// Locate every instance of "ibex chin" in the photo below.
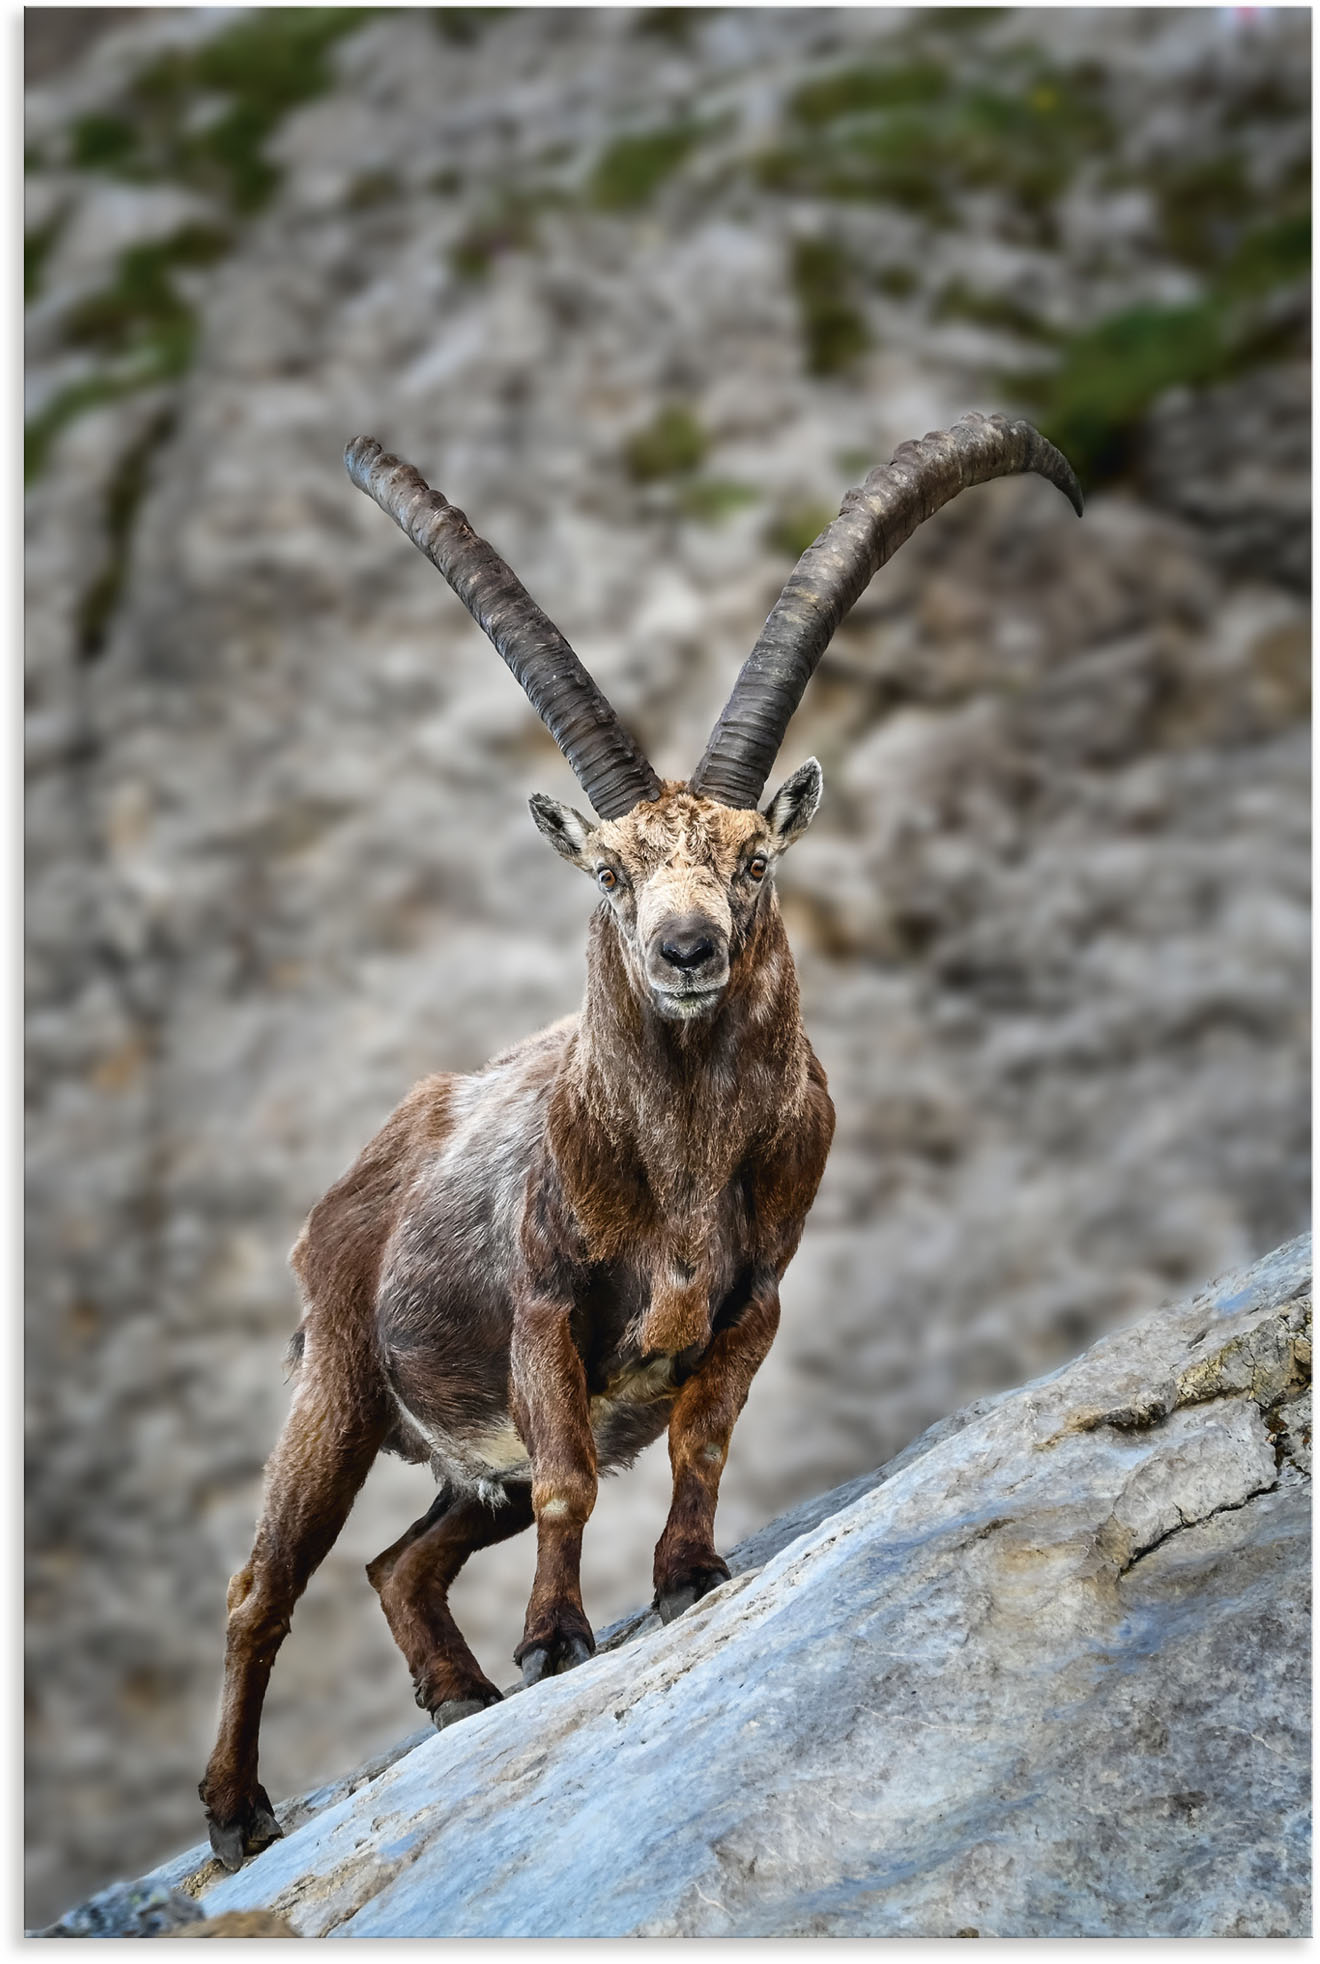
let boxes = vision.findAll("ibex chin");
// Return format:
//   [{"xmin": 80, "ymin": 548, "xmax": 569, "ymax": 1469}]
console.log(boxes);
[{"xmin": 199, "ymin": 413, "xmax": 1081, "ymax": 1867}]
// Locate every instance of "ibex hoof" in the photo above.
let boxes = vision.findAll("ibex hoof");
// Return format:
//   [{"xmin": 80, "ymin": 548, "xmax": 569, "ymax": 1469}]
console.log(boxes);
[
  {"xmin": 518, "ymin": 1633, "xmax": 593, "ymax": 1687},
  {"xmin": 655, "ymin": 1560, "xmax": 731, "ymax": 1625},
  {"xmin": 431, "ymin": 1692, "xmax": 501, "ymax": 1731},
  {"xmin": 204, "ymin": 1788, "xmax": 282, "ymax": 1872}
]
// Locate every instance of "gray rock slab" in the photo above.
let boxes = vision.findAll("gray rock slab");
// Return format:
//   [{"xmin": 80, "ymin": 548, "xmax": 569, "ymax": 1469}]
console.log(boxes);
[{"xmin": 161, "ymin": 1233, "xmax": 1311, "ymax": 1938}]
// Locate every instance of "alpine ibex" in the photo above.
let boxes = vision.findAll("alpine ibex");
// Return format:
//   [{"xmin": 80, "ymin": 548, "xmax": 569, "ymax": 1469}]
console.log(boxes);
[{"xmin": 200, "ymin": 413, "xmax": 1082, "ymax": 1867}]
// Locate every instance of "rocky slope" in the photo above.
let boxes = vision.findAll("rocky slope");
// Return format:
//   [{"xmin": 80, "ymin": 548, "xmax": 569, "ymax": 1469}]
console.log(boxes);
[
  {"xmin": 24, "ymin": 6, "xmax": 1310, "ymax": 1922},
  {"xmin": 40, "ymin": 1233, "xmax": 1311, "ymax": 1937}
]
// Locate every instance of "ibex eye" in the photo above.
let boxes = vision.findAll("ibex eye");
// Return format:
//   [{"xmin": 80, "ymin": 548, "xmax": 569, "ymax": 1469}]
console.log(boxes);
[
  {"xmin": 748, "ymin": 856, "xmax": 768, "ymax": 882},
  {"xmin": 597, "ymin": 868, "xmax": 618, "ymax": 892}
]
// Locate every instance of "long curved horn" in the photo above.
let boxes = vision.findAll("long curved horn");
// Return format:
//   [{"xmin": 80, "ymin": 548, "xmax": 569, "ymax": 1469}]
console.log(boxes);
[
  {"xmin": 345, "ymin": 437, "xmax": 661, "ymax": 821},
  {"xmin": 690, "ymin": 412, "xmax": 1083, "ymax": 810}
]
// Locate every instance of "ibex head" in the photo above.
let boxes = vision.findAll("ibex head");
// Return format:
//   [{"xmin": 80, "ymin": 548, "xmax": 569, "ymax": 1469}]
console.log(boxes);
[
  {"xmin": 527, "ymin": 762, "xmax": 821, "ymax": 1020},
  {"xmin": 345, "ymin": 414, "xmax": 1081, "ymax": 1020}
]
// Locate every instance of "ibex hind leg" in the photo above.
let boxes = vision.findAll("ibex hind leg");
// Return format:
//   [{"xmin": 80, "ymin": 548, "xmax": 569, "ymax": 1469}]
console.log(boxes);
[
  {"xmin": 368, "ymin": 1485, "xmax": 535, "ymax": 1728},
  {"xmin": 199, "ymin": 1356, "xmax": 388, "ymax": 1870}
]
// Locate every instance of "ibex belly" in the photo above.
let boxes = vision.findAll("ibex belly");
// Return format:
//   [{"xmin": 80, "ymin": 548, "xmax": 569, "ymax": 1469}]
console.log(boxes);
[{"xmin": 390, "ymin": 1358, "xmax": 677, "ymax": 1499}]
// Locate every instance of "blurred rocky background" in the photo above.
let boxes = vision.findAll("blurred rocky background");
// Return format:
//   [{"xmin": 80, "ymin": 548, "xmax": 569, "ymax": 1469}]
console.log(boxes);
[{"xmin": 23, "ymin": 3, "xmax": 1309, "ymax": 1926}]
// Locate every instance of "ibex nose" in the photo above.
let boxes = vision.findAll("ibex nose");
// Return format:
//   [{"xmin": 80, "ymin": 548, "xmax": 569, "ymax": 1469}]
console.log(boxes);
[{"xmin": 660, "ymin": 918, "xmax": 718, "ymax": 972}]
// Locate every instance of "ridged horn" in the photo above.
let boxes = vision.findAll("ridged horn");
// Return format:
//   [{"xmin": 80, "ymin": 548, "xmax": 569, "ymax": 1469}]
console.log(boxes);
[
  {"xmin": 345, "ymin": 437, "xmax": 661, "ymax": 821},
  {"xmin": 690, "ymin": 412, "xmax": 1083, "ymax": 810}
]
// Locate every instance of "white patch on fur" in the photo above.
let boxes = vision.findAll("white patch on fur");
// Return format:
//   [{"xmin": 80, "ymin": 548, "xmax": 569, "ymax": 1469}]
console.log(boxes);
[{"xmin": 387, "ymin": 1384, "xmax": 529, "ymax": 1494}]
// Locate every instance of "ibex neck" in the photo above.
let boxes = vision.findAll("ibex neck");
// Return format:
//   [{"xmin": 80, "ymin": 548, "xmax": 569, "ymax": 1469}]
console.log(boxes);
[{"xmin": 552, "ymin": 900, "xmax": 809, "ymax": 1353}]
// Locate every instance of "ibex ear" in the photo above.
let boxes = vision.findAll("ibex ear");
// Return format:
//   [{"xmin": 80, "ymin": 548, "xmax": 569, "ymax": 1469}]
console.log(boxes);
[
  {"xmin": 529, "ymin": 793, "xmax": 597, "ymax": 870},
  {"xmin": 763, "ymin": 757, "xmax": 823, "ymax": 850}
]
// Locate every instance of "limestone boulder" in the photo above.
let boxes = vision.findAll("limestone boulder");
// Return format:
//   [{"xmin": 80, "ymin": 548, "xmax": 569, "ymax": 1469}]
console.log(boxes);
[{"xmin": 104, "ymin": 1233, "xmax": 1311, "ymax": 1939}]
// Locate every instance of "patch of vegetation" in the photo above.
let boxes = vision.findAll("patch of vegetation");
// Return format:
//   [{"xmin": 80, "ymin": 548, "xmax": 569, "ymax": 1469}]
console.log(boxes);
[
  {"xmin": 676, "ymin": 477, "xmax": 758, "ymax": 521},
  {"xmin": 789, "ymin": 235, "xmax": 870, "ymax": 377},
  {"xmin": 70, "ymin": 110, "xmax": 141, "ymax": 170},
  {"xmin": 1013, "ymin": 302, "xmax": 1235, "ymax": 484},
  {"xmin": 788, "ymin": 60, "xmax": 949, "ymax": 126},
  {"xmin": 623, "ymin": 404, "xmax": 708, "ymax": 482},
  {"xmin": 925, "ymin": 6, "xmax": 1009, "ymax": 28},
  {"xmin": 1220, "ymin": 209, "xmax": 1310, "ymax": 300},
  {"xmin": 27, "ymin": 224, "xmax": 229, "ymax": 481},
  {"xmin": 30, "ymin": 12, "xmax": 376, "ymax": 476},
  {"xmin": 76, "ymin": 408, "xmax": 176, "ymax": 661},
  {"xmin": 62, "ymin": 223, "xmax": 230, "ymax": 366},
  {"xmin": 590, "ymin": 119, "xmax": 704, "ymax": 211},
  {"xmin": 344, "ymin": 167, "xmax": 404, "ymax": 211},
  {"xmin": 763, "ymin": 501, "xmax": 836, "ymax": 563},
  {"xmin": 1011, "ymin": 149, "xmax": 1310, "ymax": 491},
  {"xmin": 634, "ymin": 7, "xmax": 722, "ymax": 41},
  {"xmin": 26, "ymin": 374, "xmax": 134, "ymax": 482},
  {"xmin": 448, "ymin": 190, "xmax": 552, "ymax": 278},
  {"xmin": 431, "ymin": 8, "xmax": 507, "ymax": 43},
  {"xmin": 875, "ymin": 262, "xmax": 918, "ymax": 299},
  {"xmin": 86, "ymin": 9, "xmax": 371, "ymax": 212},
  {"xmin": 1148, "ymin": 150, "xmax": 1256, "ymax": 275},
  {"xmin": 932, "ymin": 275, "xmax": 1057, "ymax": 341},
  {"xmin": 429, "ymin": 166, "xmax": 464, "ymax": 196},
  {"xmin": 24, "ymin": 212, "xmax": 65, "ymax": 302},
  {"xmin": 760, "ymin": 58, "xmax": 1112, "ymax": 232}
]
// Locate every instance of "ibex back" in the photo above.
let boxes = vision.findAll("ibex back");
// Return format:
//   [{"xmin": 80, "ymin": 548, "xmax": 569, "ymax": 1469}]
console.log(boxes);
[{"xmin": 200, "ymin": 414, "xmax": 1082, "ymax": 1867}]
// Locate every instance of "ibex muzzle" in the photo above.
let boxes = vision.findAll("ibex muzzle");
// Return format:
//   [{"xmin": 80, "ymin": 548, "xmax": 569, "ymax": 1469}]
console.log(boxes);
[{"xmin": 200, "ymin": 414, "xmax": 1082, "ymax": 1870}]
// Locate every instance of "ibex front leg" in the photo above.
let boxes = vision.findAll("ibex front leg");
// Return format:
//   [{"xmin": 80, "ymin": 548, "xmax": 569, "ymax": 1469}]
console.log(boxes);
[
  {"xmin": 510, "ymin": 1291, "xmax": 598, "ymax": 1684},
  {"xmin": 653, "ymin": 1272, "xmax": 780, "ymax": 1623}
]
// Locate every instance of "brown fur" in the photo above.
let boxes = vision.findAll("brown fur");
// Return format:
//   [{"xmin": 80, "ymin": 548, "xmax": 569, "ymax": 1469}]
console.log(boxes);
[{"xmin": 199, "ymin": 779, "xmax": 834, "ymax": 1864}]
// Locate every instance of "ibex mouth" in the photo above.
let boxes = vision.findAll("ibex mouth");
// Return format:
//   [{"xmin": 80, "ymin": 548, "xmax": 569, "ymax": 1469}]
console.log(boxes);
[{"xmin": 651, "ymin": 980, "xmax": 727, "ymax": 1021}]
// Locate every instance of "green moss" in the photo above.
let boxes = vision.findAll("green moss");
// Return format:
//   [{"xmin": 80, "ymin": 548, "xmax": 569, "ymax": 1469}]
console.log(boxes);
[
  {"xmin": 761, "ymin": 59, "xmax": 1112, "ymax": 229},
  {"xmin": 70, "ymin": 110, "xmax": 141, "ymax": 171},
  {"xmin": 431, "ymin": 8, "xmax": 506, "ymax": 43},
  {"xmin": 764, "ymin": 501, "xmax": 836, "ymax": 563},
  {"xmin": 28, "ymin": 11, "xmax": 376, "ymax": 475},
  {"xmin": 26, "ymin": 373, "xmax": 130, "ymax": 482},
  {"xmin": 62, "ymin": 223, "xmax": 230, "ymax": 367},
  {"xmin": 623, "ymin": 404, "xmax": 708, "ymax": 482},
  {"xmin": 344, "ymin": 167, "xmax": 404, "ymax": 210},
  {"xmin": 590, "ymin": 119, "xmax": 703, "ymax": 211},
  {"xmin": 789, "ymin": 236, "xmax": 870, "ymax": 377},
  {"xmin": 925, "ymin": 5, "xmax": 1009, "ymax": 28},
  {"xmin": 27, "ymin": 225, "xmax": 228, "ymax": 481},
  {"xmin": 76, "ymin": 408, "xmax": 176, "ymax": 661},
  {"xmin": 875, "ymin": 263, "xmax": 918, "ymax": 299},
  {"xmin": 24, "ymin": 213, "xmax": 64, "ymax": 302},
  {"xmin": 676, "ymin": 477, "xmax": 758, "ymax": 521},
  {"xmin": 1221, "ymin": 209, "xmax": 1310, "ymax": 298},
  {"xmin": 1010, "ymin": 148, "xmax": 1309, "ymax": 491},
  {"xmin": 756, "ymin": 118, "xmax": 953, "ymax": 222},
  {"xmin": 448, "ymin": 191, "xmax": 550, "ymax": 278},
  {"xmin": 1014, "ymin": 303, "xmax": 1234, "ymax": 484},
  {"xmin": 1150, "ymin": 150, "xmax": 1255, "ymax": 274},
  {"xmin": 634, "ymin": 7, "xmax": 721, "ymax": 40},
  {"xmin": 932, "ymin": 275, "xmax": 1057, "ymax": 341},
  {"xmin": 110, "ymin": 8, "xmax": 372, "ymax": 212},
  {"xmin": 789, "ymin": 60, "xmax": 949, "ymax": 125}
]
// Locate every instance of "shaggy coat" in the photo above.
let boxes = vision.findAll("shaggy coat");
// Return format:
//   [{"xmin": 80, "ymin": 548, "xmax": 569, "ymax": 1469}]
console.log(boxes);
[{"xmin": 199, "ymin": 780, "xmax": 835, "ymax": 1868}]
